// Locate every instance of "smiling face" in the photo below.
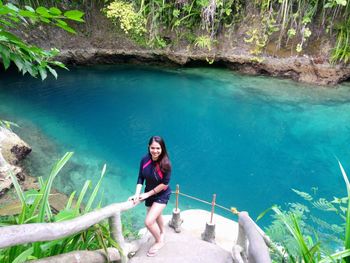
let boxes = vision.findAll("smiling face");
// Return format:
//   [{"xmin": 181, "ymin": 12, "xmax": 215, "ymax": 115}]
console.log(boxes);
[{"xmin": 149, "ymin": 141, "xmax": 162, "ymax": 161}]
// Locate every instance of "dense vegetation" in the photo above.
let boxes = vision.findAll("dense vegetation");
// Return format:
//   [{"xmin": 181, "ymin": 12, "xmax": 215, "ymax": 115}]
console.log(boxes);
[
  {"xmin": 0, "ymin": 0, "xmax": 83, "ymax": 79},
  {"xmin": 1, "ymin": 0, "xmax": 348, "ymax": 76},
  {"xmin": 103, "ymin": 0, "xmax": 349, "ymax": 63},
  {"xmin": 259, "ymin": 161, "xmax": 350, "ymax": 262},
  {"xmin": 0, "ymin": 153, "xmax": 134, "ymax": 262}
]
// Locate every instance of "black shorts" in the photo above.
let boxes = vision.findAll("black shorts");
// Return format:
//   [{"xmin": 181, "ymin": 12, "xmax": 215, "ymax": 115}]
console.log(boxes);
[{"xmin": 145, "ymin": 192, "xmax": 171, "ymax": 207}]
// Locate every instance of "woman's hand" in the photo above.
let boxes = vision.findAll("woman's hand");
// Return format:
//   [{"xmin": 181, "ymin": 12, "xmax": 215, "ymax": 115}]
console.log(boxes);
[
  {"xmin": 139, "ymin": 192, "xmax": 151, "ymax": 201},
  {"xmin": 128, "ymin": 194, "xmax": 140, "ymax": 204}
]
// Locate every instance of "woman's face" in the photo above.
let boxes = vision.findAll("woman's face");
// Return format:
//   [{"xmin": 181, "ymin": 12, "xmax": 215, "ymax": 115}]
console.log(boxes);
[{"xmin": 149, "ymin": 141, "xmax": 162, "ymax": 161}]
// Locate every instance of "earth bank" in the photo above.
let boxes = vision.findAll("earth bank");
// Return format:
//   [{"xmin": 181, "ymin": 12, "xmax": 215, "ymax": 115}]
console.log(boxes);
[{"xmin": 19, "ymin": 8, "xmax": 350, "ymax": 86}]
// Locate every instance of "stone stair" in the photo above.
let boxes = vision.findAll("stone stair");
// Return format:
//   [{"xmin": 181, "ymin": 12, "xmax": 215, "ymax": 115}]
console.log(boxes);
[{"xmin": 128, "ymin": 210, "xmax": 237, "ymax": 263}]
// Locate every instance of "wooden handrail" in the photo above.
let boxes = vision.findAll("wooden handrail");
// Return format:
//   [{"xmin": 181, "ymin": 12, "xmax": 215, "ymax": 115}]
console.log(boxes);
[
  {"xmin": 0, "ymin": 201, "xmax": 137, "ymax": 249},
  {"xmin": 234, "ymin": 212, "xmax": 271, "ymax": 263}
]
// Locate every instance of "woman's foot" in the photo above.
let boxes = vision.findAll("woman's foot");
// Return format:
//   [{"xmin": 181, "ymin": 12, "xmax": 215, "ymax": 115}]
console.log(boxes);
[{"xmin": 147, "ymin": 242, "xmax": 164, "ymax": 257}]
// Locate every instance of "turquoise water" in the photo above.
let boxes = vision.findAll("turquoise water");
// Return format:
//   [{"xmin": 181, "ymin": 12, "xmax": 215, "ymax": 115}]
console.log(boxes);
[{"xmin": 1, "ymin": 65, "xmax": 350, "ymax": 224}]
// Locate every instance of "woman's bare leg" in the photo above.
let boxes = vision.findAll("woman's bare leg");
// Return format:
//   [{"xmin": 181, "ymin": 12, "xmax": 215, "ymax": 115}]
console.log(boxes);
[
  {"xmin": 145, "ymin": 203, "xmax": 166, "ymax": 247},
  {"xmin": 156, "ymin": 214, "xmax": 165, "ymax": 242}
]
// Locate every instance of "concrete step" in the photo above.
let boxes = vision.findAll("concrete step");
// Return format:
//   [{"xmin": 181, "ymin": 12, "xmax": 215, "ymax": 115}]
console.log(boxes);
[{"xmin": 128, "ymin": 210, "xmax": 237, "ymax": 263}]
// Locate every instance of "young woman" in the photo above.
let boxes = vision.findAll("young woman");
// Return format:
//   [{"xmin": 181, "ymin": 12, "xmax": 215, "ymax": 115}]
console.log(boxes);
[{"xmin": 128, "ymin": 136, "xmax": 172, "ymax": 257}]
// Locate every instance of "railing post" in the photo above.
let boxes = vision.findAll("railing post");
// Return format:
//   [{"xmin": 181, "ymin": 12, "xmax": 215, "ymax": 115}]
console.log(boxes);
[
  {"xmin": 169, "ymin": 184, "xmax": 183, "ymax": 233},
  {"xmin": 201, "ymin": 194, "xmax": 216, "ymax": 243},
  {"xmin": 109, "ymin": 211, "xmax": 128, "ymax": 263}
]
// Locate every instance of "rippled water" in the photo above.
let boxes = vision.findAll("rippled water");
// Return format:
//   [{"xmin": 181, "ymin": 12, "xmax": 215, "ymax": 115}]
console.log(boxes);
[{"xmin": 1, "ymin": 65, "xmax": 350, "ymax": 225}]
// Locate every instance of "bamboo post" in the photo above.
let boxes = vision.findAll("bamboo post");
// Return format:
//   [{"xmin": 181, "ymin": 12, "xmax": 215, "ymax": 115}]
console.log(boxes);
[
  {"xmin": 175, "ymin": 184, "xmax": 179, "ymax": 212},
  {"xmin": 169, "ymin": 184, "xmax": 183, "ymax": 233},
  {"xmin": 210, "ymin": 194, "xmax": 216, "ymax": 224}
]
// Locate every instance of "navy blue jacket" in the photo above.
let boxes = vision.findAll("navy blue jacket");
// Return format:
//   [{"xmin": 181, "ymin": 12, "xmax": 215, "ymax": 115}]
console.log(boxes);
[{"xmin": 137, "ymin": 154, "xmax": 171, "ymax": 196}]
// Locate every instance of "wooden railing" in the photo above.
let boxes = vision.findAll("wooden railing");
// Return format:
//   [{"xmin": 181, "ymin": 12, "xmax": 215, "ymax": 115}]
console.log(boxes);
[
  {"xmin": 233, "ymin": 212, "xmax": 272, "ymax": 263},
  {"xmin": 0, "ymin": 201, "xmax": 141, "ymax": 263},
  {"xmin": 0, "ymin": 183, "xmax": 274, "ymax": 262}
]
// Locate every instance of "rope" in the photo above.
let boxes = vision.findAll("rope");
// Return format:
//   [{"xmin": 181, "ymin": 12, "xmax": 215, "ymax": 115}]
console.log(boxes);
[{"xmin": 172, "ymin": 191, "xmax": 237, "ymax": 214}]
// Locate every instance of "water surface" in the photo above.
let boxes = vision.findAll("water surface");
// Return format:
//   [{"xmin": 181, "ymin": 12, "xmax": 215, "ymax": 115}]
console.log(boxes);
[{"xmin": 1, "ymin": 65, "xmax": 349, "ymax": 225}]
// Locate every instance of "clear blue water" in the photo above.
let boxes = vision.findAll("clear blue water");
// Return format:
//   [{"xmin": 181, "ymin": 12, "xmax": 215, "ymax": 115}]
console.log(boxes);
[{"xmin": 1, "ymin": 65, "xmax": 350, "ymax": 225}]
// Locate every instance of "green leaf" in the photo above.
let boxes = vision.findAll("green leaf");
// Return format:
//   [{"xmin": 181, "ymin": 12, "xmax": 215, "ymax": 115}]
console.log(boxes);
[
  {"xmin": 338, "ymin": 160, "xmax": 350, "ymax": 261},
  {"xmin": 24, "ymin": 6, "xmax": 35, "ymax": 12},
  {"xmin": 54, "ymin": 209, "xmax": 76, "ymax": 222},
  {"xmin": 75, "ymin": 180, "xmax": 91, "ymax": 214},
  {"xmin": 39, "ymin": 17, "xmax": 50, "ymax": 23},
  {"xmin": 0, "ymin": 18, "xmax": 14, "ymax": 27},
  {"xmin": 6, "ymin": 3, "xmax": 19, "ymax": 12},
  {"xmin": 12, "ymin": 247, "xmax": 34, "ymax": 263},
  {"xmin": 0, "ymin": 6, "xmax": 11, "ymax": 16},
  {"xmin": 38, "ymin": 66, "xmax": 47, "ymax": 80},
  {"xmin": 336, "ymin": 0, "xmax": 347, "ymax": 6},
  {"xmin": 292, "ymin": 188, "xmax": 313, "ymax": 201},
  {"xmin": 51, "ymin": 60, "xmax": 67, "ymax": 69},
  {"xmin": 24, "ymin": 189, "xmax": 40, "ymax": 205},
  {"xmin": 36, "ymin": 6, "xmax": 51, "ymax": 17},
  {"xmin": 84, "ymin": 164, "xmax": 106, "ymax": 213},
  {"xmin": 65, "ymin": 191, "xmax": 76, "ymax": 210},
  {"xmin": 320, "ymin": 248, "xmax": 350, "ymax": 263},
  {"xmin": 312, "ymin": 198, "xmax": 337, "ymax": 212},
  {"xmin": 19, "ymin": 10, "xmax": 37, "ymax": 18},
  {"xmin": 47, "ymin": 65, "xmax": 57, "ymax": 79},
  {"xmin": 64, "ymin": 10, "xmax": 84, "ymax": 22},
  {"xmin": 9, "ymin": 170, "xmax": 27, "ymax": 224},
  {"xmin": 0, "ymin": 45, "xmax": 10, "ymax": 69},
  {"xmin": 38, "ymin": 152, "xmax": 73, "ymax": 222},
  {"xmin": 55, "ymin": 19, "xmax": 67, "ymax": 26},
  {"xmin": 49, "ymin": 7, "xmax": 61, "ymax": 15},
  {"xmin": 55, "ymin": 22, "xmax": 76, "ymax": 34}
]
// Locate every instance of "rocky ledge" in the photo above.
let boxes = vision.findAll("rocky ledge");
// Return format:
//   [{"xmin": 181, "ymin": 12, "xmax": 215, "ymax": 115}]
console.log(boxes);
[
  {"xmin": 0, "ymin": 127, "xmax": 31, "ymax": 196},
  {"xmin": 57, "ymin": 48, "xmax": 350, "ymax": 86}
]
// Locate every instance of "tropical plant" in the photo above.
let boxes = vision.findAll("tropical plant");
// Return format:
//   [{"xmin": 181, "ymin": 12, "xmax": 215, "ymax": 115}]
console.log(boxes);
[
  {"xmin": 0, "ymin": 152, "xmax": 122, "ymax": 262},
  {"xmin": 104, "ymin": 0, "xmax": 146, "ymax": 38},
  {"xmin": 260, "ymin": 160, "xmax": 350, "ymax": 262},
  {"xmin": 0, "ymin": 1, "xmax": 84, "ymax": 80},
  {"xmin": 253, "ymin": 0, "xmax": 349, "ymax": 61}
]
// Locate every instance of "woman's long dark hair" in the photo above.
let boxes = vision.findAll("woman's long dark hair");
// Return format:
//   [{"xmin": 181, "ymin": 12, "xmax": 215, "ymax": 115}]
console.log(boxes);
[{"xmin": 148, "ymin": 136, "xmax": 171, "ymax": 173}]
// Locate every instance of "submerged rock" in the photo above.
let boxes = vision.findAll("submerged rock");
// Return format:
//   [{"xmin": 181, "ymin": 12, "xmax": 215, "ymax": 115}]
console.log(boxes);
[{"xmin": 0, "ymin": 127, "xmax": 32, "ymax": 196}]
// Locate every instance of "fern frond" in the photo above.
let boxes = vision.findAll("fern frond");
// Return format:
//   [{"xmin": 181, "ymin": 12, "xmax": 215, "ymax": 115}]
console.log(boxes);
[
  {"xmin": 289, "ymin": 202, "xmax": 310, "ymax": 214},
  {"xmin": 310, "ymin": 215, "xmax": 343, "ymax": 234},
  {"xmin": 292, "ymin": 188, "xmax": 313, "ymax": 201},
  {"xmin": 312, "ymin": 198, "xmax": 337, "ymax": 212}
]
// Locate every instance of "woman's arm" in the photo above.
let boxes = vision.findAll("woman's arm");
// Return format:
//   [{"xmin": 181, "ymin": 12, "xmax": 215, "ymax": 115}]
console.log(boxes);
[
  {"xmin": 128, "ymin": 184, "xmax": 143, "ymax": 202},
  {"xmin": 139, "ymin": 183, "xmax": 168, "ymax": 201}
]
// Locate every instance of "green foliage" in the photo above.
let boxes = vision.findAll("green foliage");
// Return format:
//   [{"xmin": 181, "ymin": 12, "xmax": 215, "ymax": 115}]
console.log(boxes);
[
  {"xmin": 194, "ymin": 35, "xmax": 212, "ymax": 51},
  {"xmin": 253, "ymin": 0, "xmax": 349, "ymax": 62},
  {"xmin": 0, "ymin": 1, "xmax": 84, "ymax": 80},
  {"xmin": 103, "ymin": 0, "xmax": 244, "ymax": 49},
  {"xmin": 104, "ymin": 0, "xmax": 146, "ymax": 43},
  {"xmin": 331, "ymin": 17, "xmax": 350, "ymax": 64},
  {"xmin": 0, "ymin": 153, "xmax": 120, "ymax": 262},
  {"xmin": 262, "ymin": 160, "xmax": 350, "ymax": 262}
]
